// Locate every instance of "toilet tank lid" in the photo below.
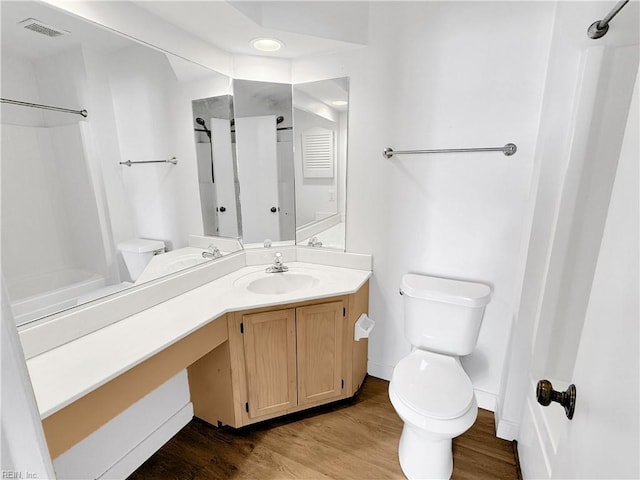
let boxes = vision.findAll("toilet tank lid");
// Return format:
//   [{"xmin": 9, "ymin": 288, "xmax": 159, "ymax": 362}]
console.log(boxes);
[
  {"xmin": 118, "ymin": 238, "xmax": 165, "ymax": 253},
  {"xmin": 400, "ymin": 274, "xmax": 491, "ymax": 308}
]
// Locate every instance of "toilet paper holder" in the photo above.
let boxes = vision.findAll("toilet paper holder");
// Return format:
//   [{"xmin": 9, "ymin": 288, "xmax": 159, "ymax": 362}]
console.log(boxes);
[{"xmin": 354, "ymin": 314, "xmax": 375, "ymax": 341}]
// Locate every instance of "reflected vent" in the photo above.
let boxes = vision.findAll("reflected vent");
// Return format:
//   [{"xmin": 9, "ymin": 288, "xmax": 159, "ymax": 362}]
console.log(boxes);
[
  {"xmin": 302, "ymin": 127, "xmax": 334, "ymax": 178},
  {"xmin": 18, "ymin": 18, "xmax": 69, "ymax": 38}
]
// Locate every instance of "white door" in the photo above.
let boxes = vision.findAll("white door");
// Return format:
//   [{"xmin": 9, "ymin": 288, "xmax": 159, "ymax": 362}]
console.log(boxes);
[
  {"xmin": 235, "ymin": 115, "xmax": 280, "ymax": 244},
  {"xmin": 210, "ymin": 118, "xmax": 239, "ymax": 238},
  {"xmin": 519, "ymin": 57, "xmax": 638, "ymax": 479},
  {"xmin": 552, "ymin": 78, "xmax": 638, "ymax": 477}
]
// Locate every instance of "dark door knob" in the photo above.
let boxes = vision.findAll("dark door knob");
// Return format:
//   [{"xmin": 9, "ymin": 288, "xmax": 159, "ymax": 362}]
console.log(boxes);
[
  {"xmin": 219, "ymin": 206, "xmax": 226, "ymax": 212},
  {"xmin": 536, "ymin": 379, "xmax": 576, "ymax": 419},
  {"xmin": 270, "ymin": 207, "xmax": 277, "ymax": 213}
]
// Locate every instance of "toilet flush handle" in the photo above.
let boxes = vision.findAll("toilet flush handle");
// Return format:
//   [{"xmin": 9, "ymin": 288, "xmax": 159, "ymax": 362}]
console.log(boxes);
[{"xmin": 536, "ymin": 379, "xmax": 576, "ymax": 420}]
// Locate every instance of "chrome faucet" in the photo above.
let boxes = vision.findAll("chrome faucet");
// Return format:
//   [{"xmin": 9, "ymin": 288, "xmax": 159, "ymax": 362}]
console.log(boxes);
[
  {"xmin": 266, "ymin": 252, "xmax": 288, "ymax": 273},
  {"xmin": 202, "ymin": 244, "xmax": 222, "ymax": 259},
  {"xmin": 307, "ymin": 236, "xmax": 323, "ymax": 247}
]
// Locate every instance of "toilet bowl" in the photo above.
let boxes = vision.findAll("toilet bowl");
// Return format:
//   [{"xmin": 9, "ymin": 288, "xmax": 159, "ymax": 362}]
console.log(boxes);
[
  {"xmin": 389, "ymin": 350, "xmax": 478, "ymax": 479},
  {"xmin": 389, "ymin": 274, "xmax": 491, "ymax": 480}
]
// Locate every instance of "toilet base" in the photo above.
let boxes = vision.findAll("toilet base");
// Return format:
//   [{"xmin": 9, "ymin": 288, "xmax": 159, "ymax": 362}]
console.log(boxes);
[{"xmin": 398, "ymin": 424, "xmax": 453, "ymax": 480}]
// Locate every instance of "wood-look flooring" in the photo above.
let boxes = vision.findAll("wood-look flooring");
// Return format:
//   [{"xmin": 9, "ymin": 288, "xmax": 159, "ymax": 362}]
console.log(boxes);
[{"xmin": 128, "ymin": 377, "xmax": 519, "ymax": 479}]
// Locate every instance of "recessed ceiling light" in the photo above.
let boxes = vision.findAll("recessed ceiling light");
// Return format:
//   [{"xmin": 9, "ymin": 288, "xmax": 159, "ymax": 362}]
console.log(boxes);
[
  {"xmin": 331, "ymin": 100, "xmax": 348, "ymax": 106},
  {"xmin": 250, "ymin": 37, "xmax": 284, "ymax": 52}
]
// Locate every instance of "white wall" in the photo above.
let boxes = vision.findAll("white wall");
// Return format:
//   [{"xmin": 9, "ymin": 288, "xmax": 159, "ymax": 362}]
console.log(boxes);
[
  {"xmin": 293, "ymin": 1, "xmax": 555, "ymax": 408},
  {"xmin": 82, "ymin": 46, "xmax": 135, "ymax": 276},
  {"xmin": 0, "ymin": 53, "xmax": 44, "ymax": 126},
  {"xmin": 108, "ymin": 44, "xmax": 207, "ymax": 254},
  {"xmin": 36, "ymin": 48, "xmax": 111, "ymax": 278}
]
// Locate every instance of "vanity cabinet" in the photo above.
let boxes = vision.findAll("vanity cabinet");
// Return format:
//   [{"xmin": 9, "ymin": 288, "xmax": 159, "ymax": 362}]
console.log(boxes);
[{"xmin": 188, "ymin": 282, "xmax": 369, "ymax": 428}]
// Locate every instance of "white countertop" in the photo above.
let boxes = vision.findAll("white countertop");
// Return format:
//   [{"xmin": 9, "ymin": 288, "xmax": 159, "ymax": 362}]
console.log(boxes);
[{"xmin": 27, "ymin": 262, "xmax": 371, "ymax": 419}]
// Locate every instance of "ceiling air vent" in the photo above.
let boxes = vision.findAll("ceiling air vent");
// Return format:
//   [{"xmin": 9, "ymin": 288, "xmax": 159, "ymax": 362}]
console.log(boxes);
[{"xmin": 18, "ymin": 18, "xmax": 69, "ymax": 38}]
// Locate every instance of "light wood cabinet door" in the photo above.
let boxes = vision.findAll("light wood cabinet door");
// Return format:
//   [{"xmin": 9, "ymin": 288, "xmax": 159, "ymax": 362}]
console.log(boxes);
[
  {"xmin": 242, "ymin": 309, "xmax": 297, "ymax": 419},
  {"xmin": 296, "ymin": 301, "xmax": 344, "ymax": 406}
]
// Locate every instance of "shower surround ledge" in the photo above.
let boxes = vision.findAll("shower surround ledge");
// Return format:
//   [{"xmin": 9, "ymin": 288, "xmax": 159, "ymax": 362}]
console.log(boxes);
[{"xmin": 26, "ymin": 248, "xmax": 372, "ymax": 420}]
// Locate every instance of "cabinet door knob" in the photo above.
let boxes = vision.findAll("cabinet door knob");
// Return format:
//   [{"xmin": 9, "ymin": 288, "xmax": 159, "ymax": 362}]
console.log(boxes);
[
  {"xmin": 536, "ymin": 379, "xmax": 576, "ymax": 420},
  {"xmin": 219, "ymin": 206, "xmax": 226, "ymax": 212},
  {"xmin": 270, "ymin": 206, "xmax": 277, "ymax": 213}
]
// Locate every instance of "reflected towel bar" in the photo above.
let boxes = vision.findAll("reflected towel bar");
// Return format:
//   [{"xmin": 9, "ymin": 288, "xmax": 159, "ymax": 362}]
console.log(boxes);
[
  {"xmin": 383, "ymin": 143, "xmax": 517, "ymax": 159},
  {"xmin": 120, "ymin": 157, "xmax": 178, "ymax": 167},
  {"xmin": 587, "ymin": 0, "xmax": 630, "ymax": 39},
  {"xmin": 1, "ymin": 97, "xmax": 88, "ymax": 117}
]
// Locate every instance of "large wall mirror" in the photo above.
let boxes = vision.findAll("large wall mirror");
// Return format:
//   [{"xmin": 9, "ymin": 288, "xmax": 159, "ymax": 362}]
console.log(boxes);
[
  {"xmin": 1, "ymin": 1, "xmax": 241, "ymax": 327},
  {"xmin": 293, "ymin": 78, "xmax": 348, "ymax": 250},
  {"xmin": 232, "ymin": 79, "xmax": 295, "ymax": 245},
  {"xmin": 1, "ymin": 1, "xmax": 350, "ymax": 331}
]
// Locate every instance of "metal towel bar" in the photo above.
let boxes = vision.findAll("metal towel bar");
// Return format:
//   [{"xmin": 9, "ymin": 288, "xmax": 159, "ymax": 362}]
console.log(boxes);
[
  {"xmin": 120, "ymin": 157, "xmax": 178, "ymax": 167},
  {"xmin": 1, "ymin": 97, "xmax": 88, "ymax": 117},
  {"xmin": 383, "ymin": 143, "xmax": 517, "ymax": 159}
]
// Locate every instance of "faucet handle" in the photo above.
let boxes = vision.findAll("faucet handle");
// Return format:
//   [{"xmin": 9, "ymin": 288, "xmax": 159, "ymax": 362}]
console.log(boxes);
[
  {"xmin": 264, "ymin": 238, "xmax": 272, "ymax": 248},
  {"xmin": 265, "ymin": 251, "xmax": 288, "ymax": 273}
]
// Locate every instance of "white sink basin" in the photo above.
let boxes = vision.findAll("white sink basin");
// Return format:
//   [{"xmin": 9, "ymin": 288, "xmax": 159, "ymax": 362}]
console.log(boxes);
[
  {"xmin": 163, "ymin": 252, "xmax": 208, "ymax": 271},
  {"xmin": 235, "ymin": 270, "xmax": 320, "ymax": 295}
]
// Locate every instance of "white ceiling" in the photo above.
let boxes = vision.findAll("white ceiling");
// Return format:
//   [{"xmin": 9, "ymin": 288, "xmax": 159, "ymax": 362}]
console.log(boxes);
[
  {"xmin": 1, "ymin": 1, "xmax": 354, "ymax": 113},
  {"xmin": 133, "ymin": 1, "xmax": 369, "ymax": 59}
]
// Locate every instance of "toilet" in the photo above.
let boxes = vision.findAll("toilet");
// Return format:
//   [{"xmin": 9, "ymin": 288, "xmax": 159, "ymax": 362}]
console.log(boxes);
[
  {"xmin": 117, "ymin": 238, "xmax": 165, "ymax": 282},
  {"xmin": 389, "ymin": 273, "xmax": 491, "ymax": 480}
]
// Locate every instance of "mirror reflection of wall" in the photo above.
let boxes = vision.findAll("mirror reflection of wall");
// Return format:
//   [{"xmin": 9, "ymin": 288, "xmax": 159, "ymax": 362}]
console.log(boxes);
[
  {"xmin": 232, "ymin": 80, "xmax": 295, "ymax": 245},
  {"xmin": 191, "ymin": 95, "xmax": 242, "ymax": 238},
  {"xmin": 0, "ymin": 1, "xmax": 240, "ymax": 327},
  {"xmin": 293, "ymin": 78, "xmax": 349, "ymax": 250}
]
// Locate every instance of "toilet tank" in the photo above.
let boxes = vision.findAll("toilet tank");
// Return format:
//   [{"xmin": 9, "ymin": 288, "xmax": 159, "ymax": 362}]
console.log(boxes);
[
  {"xmin": 118, "ymin": 238, "xmax": 165, "ymax": 282},
  {"xmin": 400, "ymin": 274, "xmax": 491, "ymax": 356}
]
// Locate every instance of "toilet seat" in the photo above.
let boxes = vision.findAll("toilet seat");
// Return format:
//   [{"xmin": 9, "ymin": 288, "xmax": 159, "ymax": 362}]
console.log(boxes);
[{"xmin": 390, "ymin": 350, "xmax": 474, "ymax": 420}]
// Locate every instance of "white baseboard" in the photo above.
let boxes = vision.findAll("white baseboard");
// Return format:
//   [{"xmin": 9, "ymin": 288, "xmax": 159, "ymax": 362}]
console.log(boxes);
[
  {"xmin": 367, "ymin": 361, "xmax": 394, "ymax": 381},
  {"xmin": 496, "ymin": 417, "xmax": 519, "ymax": 441},
  {"xmin": 98, "ymin": 403, "xmax": 193, "ymax": 479},
  {"xmin": 474, "ymin": 388, "xmax": 497, "ymax": 412},
  {"xmin": 493, "ymin": 398, "xmax": 520, "ymax": 441}
]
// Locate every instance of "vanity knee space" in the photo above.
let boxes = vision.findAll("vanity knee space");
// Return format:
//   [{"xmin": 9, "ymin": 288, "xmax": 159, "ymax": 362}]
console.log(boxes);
[{"xmin": 187, "ymin": 282, "xmax": 369, "ymax": 428}]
